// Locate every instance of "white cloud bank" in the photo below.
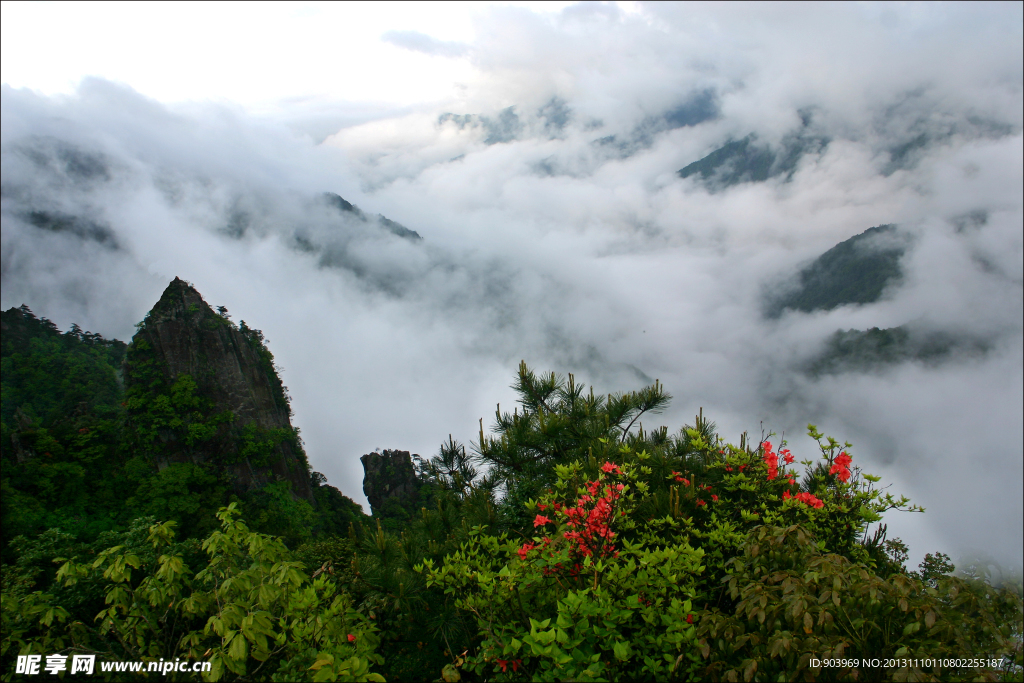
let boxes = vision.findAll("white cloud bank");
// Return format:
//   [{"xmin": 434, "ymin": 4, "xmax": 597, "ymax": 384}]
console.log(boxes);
[{"xmin": 1, "ymin": 2, "xmax": 1021, "ymax": 570}]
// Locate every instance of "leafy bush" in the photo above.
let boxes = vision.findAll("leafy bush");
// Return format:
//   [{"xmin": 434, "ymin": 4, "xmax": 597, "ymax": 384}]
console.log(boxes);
[{"xmin": 2, "ymin": 505, "xmax": 384, "ymax": 682}]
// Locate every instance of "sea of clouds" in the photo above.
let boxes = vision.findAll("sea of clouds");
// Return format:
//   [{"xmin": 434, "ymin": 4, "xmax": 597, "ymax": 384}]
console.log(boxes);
[{"xmin": 2, "ymin": 2, "xmax": 1021, "ymax": 571}]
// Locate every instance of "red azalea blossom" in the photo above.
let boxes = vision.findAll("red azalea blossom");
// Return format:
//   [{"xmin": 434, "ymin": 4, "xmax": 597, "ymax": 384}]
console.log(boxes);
[
  {"xmin": 711, "ymin": 494, "xmax": 718, "ymax": 502},
  {"xmin": 497, "ymin": 659, "xmax": 508, "ymax": 672},
  {"xmin": 518, "ymin": 542, "xmax": 535, "ymax": 560},
  {"xmin": 347, "ymin": 634, "xmax": 356, "ymax": 642},
  {"xmin": 830, "ymin": 452, "xmax": 853, "ymax": 482},
  {"xmin": 537, "ymin": 503, "xmax": 547, "ymax": 511},
  {"xmin": 788, "ymin": 477, "xmax": 796, "ymax": 484},
  {"xmin": 601, "ymin": 461, "xmax": 622, "ymax": 474},
  {"xmin": 781, "ymin": 448, "xmax": 795, "ymax": 465},
  {"xmin": 785, "ymin": 490, "xmax": 824, "ymax": 508},
  {"xmin": 536, "ymin": 476, "xmax": 627, "ymax": 563},
  {"xmin": 829, "ymin": 463, "xmax": 850, "ymax": 481},
  {"xmin": 762, "ymin": 442, "xmax": 779, "ymax": 480},
  {"xmin": 512, "ymin": 660, "xmax": 521, "ymax": 672},
  {"xmin": 686, "ymin": 614, "xmax": 694, "ymax": 624},
  {"xmin": 725, "ymin": 466, "xmax": 733, "ymax": 472},
  {"xmin": 696, "ymin": 499, "xmax": 706, "ymax": 507}
]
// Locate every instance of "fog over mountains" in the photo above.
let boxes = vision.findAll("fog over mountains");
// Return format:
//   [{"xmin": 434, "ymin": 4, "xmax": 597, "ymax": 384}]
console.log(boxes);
[{"xmin": 1, "ymin": 3, "xmax": 1021, "ymax": 570}]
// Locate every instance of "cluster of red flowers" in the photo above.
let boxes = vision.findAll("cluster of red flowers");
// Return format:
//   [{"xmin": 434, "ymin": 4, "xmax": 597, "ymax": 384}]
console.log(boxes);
[
  {"xmin": 762, "ymin": 441, "xmax": 795, "ymax": 481},
  {"xmin": 523, "ymin": 463, "xmax": 625, "ymax": 561},
  {"xmin": 601, "ymin": 461, "xmax": 622, "ymax": 475},
  {"xmin": 724, "ymin": 465, "xmax": 747, "ymax": 473},
  {"xmin": 783, "ymin": 490, "xmax": 824, "ymax": 508},
  {"xmin": 763, "ymin": 442, "xmax": 779, "ymax": 480},
  {"xmin": 830, "ymin": 452, "xmax": 853, "ymax": 483},
  {"xmin": 495, "ymin": 659, "xmax": 522, "ymax": 673}
]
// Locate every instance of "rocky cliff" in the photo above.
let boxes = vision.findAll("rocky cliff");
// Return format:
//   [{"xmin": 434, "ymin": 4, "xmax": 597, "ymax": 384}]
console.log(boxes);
[
  {"xmin": 124, "ymin": 277, "xmax": 314, "ymax": 501},
  {"xmin": 360, "ymin": 449, "xmax": 422, "ymax": 517}
]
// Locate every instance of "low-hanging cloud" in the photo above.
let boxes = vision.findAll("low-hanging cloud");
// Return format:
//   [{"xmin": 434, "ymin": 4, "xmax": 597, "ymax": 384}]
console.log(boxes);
[
  {"xmin": 381, "ymin": 29, "xmax": 469, "ymax": 58},
  {"xmin": 2, "ymin": 2, "xmax": 1021, "ymax": 571}
]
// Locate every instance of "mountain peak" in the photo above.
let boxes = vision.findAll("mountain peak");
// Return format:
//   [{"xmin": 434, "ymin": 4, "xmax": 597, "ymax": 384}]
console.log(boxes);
[{"xmin": 127, "ymin": 279, "xmax": 314, "ymax": 501}]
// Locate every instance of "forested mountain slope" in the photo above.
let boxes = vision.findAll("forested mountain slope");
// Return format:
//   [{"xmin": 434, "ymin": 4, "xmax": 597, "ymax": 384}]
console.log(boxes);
[{"xmin": 1, "ymin": 280, "xmax": 364, "ymax": 551}]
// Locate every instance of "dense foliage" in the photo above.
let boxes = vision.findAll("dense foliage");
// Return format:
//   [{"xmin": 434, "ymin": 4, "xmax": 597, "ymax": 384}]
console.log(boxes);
[{"xmin": 2, "ymin": 306, "xmax": 1021, "ymax": 681}]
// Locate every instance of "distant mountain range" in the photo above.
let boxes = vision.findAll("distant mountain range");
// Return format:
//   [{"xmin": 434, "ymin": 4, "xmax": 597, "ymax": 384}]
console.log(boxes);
[
  {"xmin": 678, "ymin": 130, "xmax": 829, "ymax": 191},
  {"xmin": 766, "ymin": 223, "xmax": 992, "ymax": 375},
  {"xmin": 321, "ymin": 192, "xmax": 421, "ymax": 241},
  {"xmin": 767, "ymin": 224, "xmax": 906, "ymax": 317},
  {"xmin": 807, "ymin": 326, "xmax": 989, "ymax": 376}
]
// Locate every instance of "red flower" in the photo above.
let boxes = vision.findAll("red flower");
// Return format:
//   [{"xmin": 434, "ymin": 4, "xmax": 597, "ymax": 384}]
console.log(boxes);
[
  {"xmin": 601, "ymin": 461, "xmax": 622, "ymax": 474},
  {"xmin": 725, "ymin": 466, "xmax": 733, "ymax": 472},
  {"xmin": 497, "ymin": 659, "xmax": 508, "ymax": 672},
  {"xmin": 787, "ymin": 490, "xmax": 824, "ymax": 509},
  {"xmin": 781, "ymin": 448, "xmax": 795, "ymax": 465},
  {"xmin": 512, "ymin": 660, "xmax": 521, "ymax": 672},
  {"xmin": 788, "ymin": 477, "xmax": 795, "ymax": 485},
  {"xmin": 830, "ymin": 464, "xmax": 851, "ymax": 482},
  {"xmin": 518, "ymin": 542, "xmax": 535, "ymax": 560},
  {"xmin": 347, "ymin": 634, "xmax": 356, "ymax": 642},
  {"xmin": 537, "ymin": 503, "xmax": 547, "ymax": 511},
  {"xmin": 534, "ymin": 514, "xmax": 552, "ymax": 527},
  {"xmin": 763, "ymin": 442, "xmax": 779, "ymax": 480},
  {"xmin": 696, "ymin": 500, "xmax": 706, "ymax": 507},
  {"xmin": 686, "ymin": 614, "xmax": 694, "ymax": 624},
  {"xmin": 829, "ymin": 452, "xmax": 853, "ymax": 482},
  {"xmin": 711, "ymin": 494, "xmax": 719, "ymax": 502}
]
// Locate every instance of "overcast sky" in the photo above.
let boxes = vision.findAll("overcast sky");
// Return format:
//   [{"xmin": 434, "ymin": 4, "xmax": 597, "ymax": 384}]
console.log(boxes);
[{"xmin": 2, "ymin": 1, "xmax": 1021, "ymax": 572}]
